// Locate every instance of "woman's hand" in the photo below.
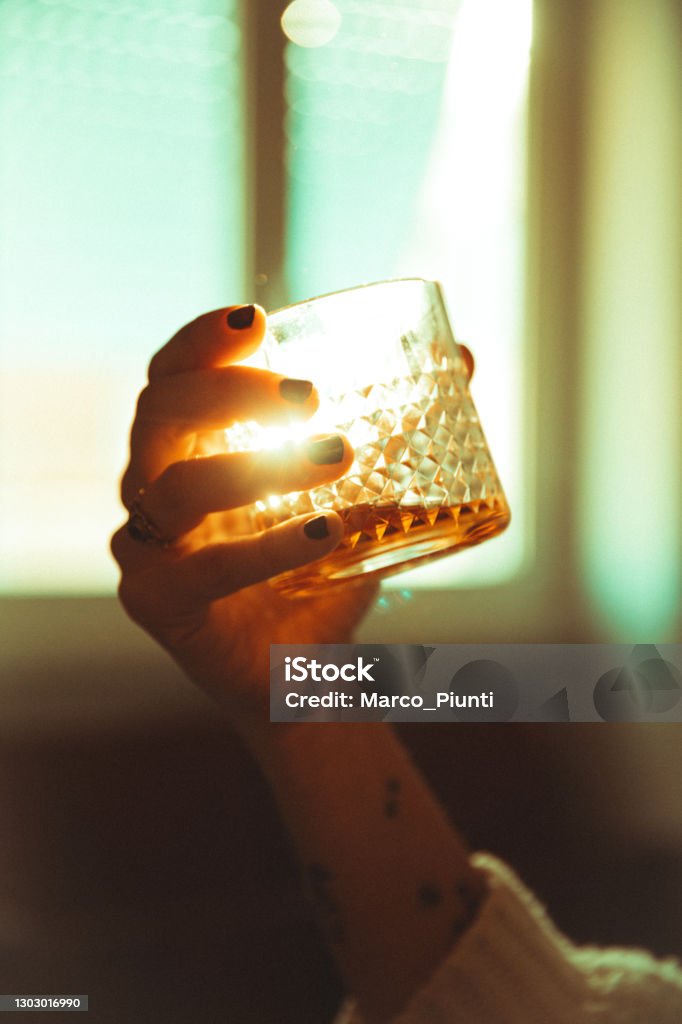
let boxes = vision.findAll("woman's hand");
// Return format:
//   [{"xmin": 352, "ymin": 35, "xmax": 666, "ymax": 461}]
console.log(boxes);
[{"xmin": 111, "ymin": 304, "xmax": 378, "ymax": 736}]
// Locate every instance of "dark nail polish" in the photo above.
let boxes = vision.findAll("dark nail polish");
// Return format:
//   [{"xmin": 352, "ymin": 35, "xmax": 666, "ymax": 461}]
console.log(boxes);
[
  {"xmin": 279, "ymin": 378, "xmax": 313, "ymax": 404},
  {"xmin": 306, "ymin": 436, "xmax": 345, "ymax": 465},
  {"xmin": 304, "ymin": 516, "xmax": 330, "ymax": 540},
  {"xmin": 227, "ymin": 304, "xmax": 255, "ymax": 329}
]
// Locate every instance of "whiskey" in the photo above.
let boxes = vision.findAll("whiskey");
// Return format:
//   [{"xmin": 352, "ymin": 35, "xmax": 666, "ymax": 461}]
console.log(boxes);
[{"xmin": 267, "ymin": 496, "xmax": 511, "ymax": 597}]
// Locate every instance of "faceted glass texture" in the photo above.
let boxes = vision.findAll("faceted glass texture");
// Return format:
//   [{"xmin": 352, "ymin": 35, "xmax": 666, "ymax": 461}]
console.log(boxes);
[{"xmin": 225, "ymin": 280, "xmax": 510, "ymax": 594}]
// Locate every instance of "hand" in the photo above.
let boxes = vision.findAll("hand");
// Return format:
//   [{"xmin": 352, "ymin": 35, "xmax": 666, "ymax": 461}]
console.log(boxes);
[{"xmin": 111, "ymin": 304, "xmax": 378, "ymax": 736}]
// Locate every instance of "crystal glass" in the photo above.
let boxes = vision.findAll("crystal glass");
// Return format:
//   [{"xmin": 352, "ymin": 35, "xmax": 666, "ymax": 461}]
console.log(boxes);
[{"xmin": 226, "ymin": 279, "xmax": 510, "ymax": 596}]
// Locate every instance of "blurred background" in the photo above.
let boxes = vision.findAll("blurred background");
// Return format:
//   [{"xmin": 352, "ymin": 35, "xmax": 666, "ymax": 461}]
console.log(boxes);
[{"xmin": 1, "ymin": 1, "xmax": 681, "ymax": 1021}]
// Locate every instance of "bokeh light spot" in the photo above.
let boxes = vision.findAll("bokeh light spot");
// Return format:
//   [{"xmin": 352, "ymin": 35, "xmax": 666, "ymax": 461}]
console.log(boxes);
[{"xmin": 281, "ymin": 0, "xmax": 341, "ymax": 49}]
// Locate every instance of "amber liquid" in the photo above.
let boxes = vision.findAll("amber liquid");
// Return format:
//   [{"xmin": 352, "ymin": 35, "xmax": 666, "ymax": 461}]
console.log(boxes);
[{"xmin": 268, "ymin": 496, "xmax": 511, "ymax": 597}]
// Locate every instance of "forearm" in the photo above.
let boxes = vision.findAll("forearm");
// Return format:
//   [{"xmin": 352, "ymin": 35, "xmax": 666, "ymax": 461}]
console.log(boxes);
[{"xmin": 246, "ymin": 723, "xmax": 487, "ymax": 1023}]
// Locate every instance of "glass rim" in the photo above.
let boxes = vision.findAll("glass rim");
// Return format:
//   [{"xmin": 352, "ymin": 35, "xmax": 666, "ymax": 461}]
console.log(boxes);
[{"xmin": 269, "ymin": 277, "xmax": 443, "ymax": 319}]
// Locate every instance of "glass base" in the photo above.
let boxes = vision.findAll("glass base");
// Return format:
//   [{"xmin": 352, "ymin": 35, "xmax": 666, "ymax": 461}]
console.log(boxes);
[{"xmin": 270, "ymin": 496, "xmax": 511, "ymax": 597}]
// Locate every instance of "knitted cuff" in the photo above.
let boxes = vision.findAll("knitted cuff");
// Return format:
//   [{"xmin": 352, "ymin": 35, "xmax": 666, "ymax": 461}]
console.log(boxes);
[{"xmin": 336, "ymin": 853, "xmax": 682, "ymax": 1024}]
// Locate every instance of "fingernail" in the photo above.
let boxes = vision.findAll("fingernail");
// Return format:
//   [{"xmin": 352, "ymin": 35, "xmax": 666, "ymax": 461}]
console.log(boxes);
[
  {"xmin": 306, "ymin": 435, "xmax": 345, "ymax": 465},
  {"xmin": 279, "ymin": 378, "xmax": 313, "ymax": 404},
  {"xmin": 304, "ymin": 515, "xmax": 330, "ymax": 540},
  {"xmin": 227, "ymin": 304, "xmax": 255, "ymax": 329}
]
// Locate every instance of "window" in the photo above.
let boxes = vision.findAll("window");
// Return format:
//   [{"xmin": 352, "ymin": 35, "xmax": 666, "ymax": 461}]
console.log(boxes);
[{"xmin": 1, "ymin": 0, "xmax": 679, "ymax": 643}]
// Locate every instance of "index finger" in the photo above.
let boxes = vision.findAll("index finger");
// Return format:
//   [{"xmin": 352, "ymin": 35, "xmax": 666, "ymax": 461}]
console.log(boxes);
[{"xmin": 148, "ymin": 304, "xmax": 267, "ymax": 379}]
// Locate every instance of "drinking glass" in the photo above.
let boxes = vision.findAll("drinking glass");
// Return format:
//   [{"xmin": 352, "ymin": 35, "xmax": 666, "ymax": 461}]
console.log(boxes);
[{"xmin": 225, "ymin": 279, "xmax": 510, "ymax": 596}]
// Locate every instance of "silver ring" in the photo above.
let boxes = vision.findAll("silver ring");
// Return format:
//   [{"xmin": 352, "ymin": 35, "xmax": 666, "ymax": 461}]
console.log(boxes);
[{"xmin": 126, "ymin": 490, "xmax": 175, "ymax": 548}]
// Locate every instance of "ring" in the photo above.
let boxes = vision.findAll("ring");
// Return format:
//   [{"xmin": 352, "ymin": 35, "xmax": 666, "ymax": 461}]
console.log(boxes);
[{"xmin": 126, "ymin": 490, "xmax": 175, "ymax": 548}]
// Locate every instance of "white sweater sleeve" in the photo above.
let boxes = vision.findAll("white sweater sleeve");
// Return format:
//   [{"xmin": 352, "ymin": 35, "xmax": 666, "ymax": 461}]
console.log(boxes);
[{"xmin": 333, "ymin": 853, "xmax": 682, "ymax": 1024}]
